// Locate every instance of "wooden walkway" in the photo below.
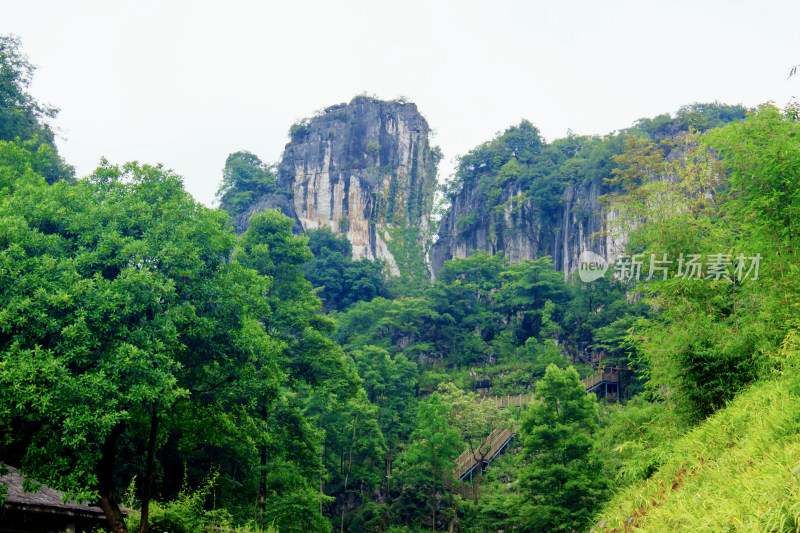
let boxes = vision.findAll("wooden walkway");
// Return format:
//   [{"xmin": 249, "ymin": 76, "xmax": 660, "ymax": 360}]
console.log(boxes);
[
  {"xmin": 581, "ymin": 368, "xmax": 619, "ymax": 391},
  {"xmin": 455, "ymin": 368, "xmax": 621, "ymax": 480},
  {"xmin": 455, "ymin": 428, "xmax": 515, "ymax": 481},
  {"xmin": 479, "ymin": 392, "xmax": 536, "ymax": 409},
  {"xmin": 581, "ymin": 367, "xmax": 620, "ymax": 401}
]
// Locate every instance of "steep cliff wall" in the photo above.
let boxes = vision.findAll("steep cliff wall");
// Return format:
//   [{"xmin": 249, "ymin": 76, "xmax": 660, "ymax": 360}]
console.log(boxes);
[
  {"xmin": 431, "ymin": 179, "xmax": 626, "ymax": 278},
  {"xmin": 431, "ymin": 184, "xmax": 545, "ymax": 269},
  {"xmin": 555, "ymin": 182, "xmax": 626, "ymax": 273},
  {"xmin": 431, "ymin": 104, "xmax": 749, "ymax": 279},
  {"xmin": 275, "ymin": 96, "xmax": 438, "ymax": 279},
  {"xmin": 430, "ymin": 118, "xmax": 630, "ymax": 279}
]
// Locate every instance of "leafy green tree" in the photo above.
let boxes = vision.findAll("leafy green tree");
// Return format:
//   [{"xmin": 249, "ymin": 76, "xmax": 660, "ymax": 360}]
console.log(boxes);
[
  {"xmin": 629, "ymin": 103, "xmax": 747, "ymax": 139},
  {"xmin": 516, "ymin": 365, "xmax": 607, "ymax": 532},
  {"xmin": 599, "ymin": 111, "xmax": 798, "ymax": 420},
  {"xmin": 444, "ymin": 121, "xmax": 548, "ymax": 220},
  {"xmin": 0, "ymin": 154, "xmax": 283, "ymax": 533},
  {"xmin": 496, "ymin": 257, "xmax": 570, "ymax": 343},
  {"xmin": 436, "ymin": 383, "xmax": 510, "ymax": 502},
  {"xmin": 307, "ymin": 227, "xmax": 352, "ymax": 257},
  {"xmin": 235, "ymin": 209, "xmax": 359, "ymax": 530},
  {"xmin": 236, "ymin": 209, "xmax": 350, "ymax": 387},
  {"xmin": 335, "ymin": 295, "xmax": 443, "ymax": 370},
  {"xmin": 216, "ymin": 151, "xmax": 276, "ymax": 217},
  {"xmin": 0, "ymin": 35, "xmax": 73, "ymax": 182},
  {"xmin": 706, "ymin": 103, "xmax": 800, "ymax": 245},
  {"xmin": 303, "ymin": 228, "xmax": 388, "ymax": 312},
  {"xmin": 319, "ymin": 389, "xmax": 385, "ymax": 533},
  {"xmin": 398, "ymin": 393, "xmax": 462, "ymax": 532},
  {"xmin": 562, "ymin": 272, "xmax": 649, "ymax": 380},
  {"xmin": 334, "ymin": 297, "xmax": 396, "ymax": 353},
  {"xmin": 428, "ymin": 251, "xmax": 504, "ymax": 365},
  {"xmin": 351, "ymin": 346, "xmax": 418, "ymax": 491}
]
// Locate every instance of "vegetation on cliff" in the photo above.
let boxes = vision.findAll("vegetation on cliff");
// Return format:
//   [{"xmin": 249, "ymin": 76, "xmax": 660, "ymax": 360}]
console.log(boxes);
[
  {"xmin": 432, "ymin": 102, "xmax": 749, "ymax": 275},
  {"xmin": 216, "ymin": 151, "xmax": 278, "ymax": 218}
]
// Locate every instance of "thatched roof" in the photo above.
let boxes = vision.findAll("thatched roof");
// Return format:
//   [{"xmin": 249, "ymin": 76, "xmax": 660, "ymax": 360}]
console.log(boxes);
[{"xmin": 0, "ymin": 465, "xmax": 105, "ymax": 519}]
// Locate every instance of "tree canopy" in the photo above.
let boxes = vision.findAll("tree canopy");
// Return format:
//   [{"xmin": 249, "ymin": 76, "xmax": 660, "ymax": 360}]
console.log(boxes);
[
  {"xmin": 0, "ymin": 35, "xmax": 73, "ymax": 182},
  {"xmin": 216, "ymin": 150, "xmax": 277, "ymax": 217}
]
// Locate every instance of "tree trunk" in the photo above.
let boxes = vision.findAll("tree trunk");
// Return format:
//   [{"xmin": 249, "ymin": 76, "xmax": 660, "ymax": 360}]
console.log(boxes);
[
  {"xmin": 98, "ymin": 424, "xmax": 129, "ymax": 533},
  {"xmin": 474, "ymin": 450, "xmax": 489, "ymax": 505},
  {"xmin": 448, "ymin": 501, "xmax": 456, "ymax": 533},
  {"xmin": 385, "ymin": 446, "xmax": 392, "ymax": 494},
  {"xmin": 431, "ymin": 483, "xmax": 436, "ymax": 533},
  {"xmin": 255, "ymin": 404, "xmax": 270, "ymax": 523},
  {"xmin": 340, "ymin": 413, "xmax": 358, "ymax": 533},
  {"xmin": 321, "ymin": 442, "xmax": 327, "ymax": 516},
  {"xmin": 139, "ymin": 409, "xmax": 160, "ymax": 533},
  {"xmin": 447, "ymin": 476, "xmax": 456, "ymax": 533},
  {"xmin": 258, "ymin": 444, "xmax": 267, "ymax": 521}
]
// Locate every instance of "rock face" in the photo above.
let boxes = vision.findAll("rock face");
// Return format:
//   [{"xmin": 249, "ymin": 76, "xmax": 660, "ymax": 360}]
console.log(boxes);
[
  {"xmin": 431, "ymin": 180, "xmax": 626, "ymax": 278},
  {"xmin": 275, "ymin": 97, "xmax": 438, "ymax": 277},
  {"xmin": 235, "ymin": 193, "xmax": 302, "ymax": 235},
  {"xmin": 554, "ymin": 182, "xmax": 627, "ymax": 274}
]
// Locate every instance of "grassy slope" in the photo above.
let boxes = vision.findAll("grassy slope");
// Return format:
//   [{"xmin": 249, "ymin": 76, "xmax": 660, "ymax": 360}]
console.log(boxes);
[{"xmin": 595, "ymin": 372, "xmax": 800, "ymax": 532}]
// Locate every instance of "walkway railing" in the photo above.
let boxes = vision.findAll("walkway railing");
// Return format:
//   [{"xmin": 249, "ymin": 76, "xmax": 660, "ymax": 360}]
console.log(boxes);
[
  {"xmin": 456, "ymin": 370, "xmax": 622, "ymax": 480},
  {"xmin": 581, "ymin": 368, "xmax": 619, "ymax": 392},
  {"xmin": 455, "ymin": 427, "xmax": 515, "ymax": 480},
  {"xmin": 479, "ymin": 392, "xmax": 536, "ymax": 409}
]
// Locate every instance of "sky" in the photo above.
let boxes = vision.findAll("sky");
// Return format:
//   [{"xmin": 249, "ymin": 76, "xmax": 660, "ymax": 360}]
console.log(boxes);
[{"xmin": 4, "ymin": 0, "xmax": 800, "ymax": 207}]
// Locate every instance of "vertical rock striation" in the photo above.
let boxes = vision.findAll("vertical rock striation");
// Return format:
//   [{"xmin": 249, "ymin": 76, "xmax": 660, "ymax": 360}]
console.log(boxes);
[
  {"xmin": 276, "ymin": 96, "xmax": 438, "ymax": 278},
  {"xmin": 554, "ymin": 182, "xmax": 627, "ymax": 274},
  {"xmin": 431, "ymin": 180, "xmax": 626, "ymax": 278},
  {"xmin": 431, "ymin": 104, "xmax": 749, "ymax": 278}
]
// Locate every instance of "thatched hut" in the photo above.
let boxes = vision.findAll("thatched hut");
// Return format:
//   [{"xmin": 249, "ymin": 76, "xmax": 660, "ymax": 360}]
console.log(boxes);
[{"xmin": 0, "ymin": 466, "xmax": 108, "ymax": 532}]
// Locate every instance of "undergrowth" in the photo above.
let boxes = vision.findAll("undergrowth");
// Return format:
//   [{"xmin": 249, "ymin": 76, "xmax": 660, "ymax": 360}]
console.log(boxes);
[
  {"xmin": 123, "ymin": 473, "xmax": 278, "ymax": 533},
  {"xmin": 595, "ymin": 370, "xmax": 800, "ymax": 532}
]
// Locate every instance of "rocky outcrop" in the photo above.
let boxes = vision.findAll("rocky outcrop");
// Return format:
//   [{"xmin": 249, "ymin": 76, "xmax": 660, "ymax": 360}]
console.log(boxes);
[
  {"xmin": 234, "ymin": 193, "xmax": 301, "ymax": 234},
  {"xmin": 431, "ymin": 104, "xmax": 748, "ymax": 278},
  {"xmin": 431, "ymin": 180, "xmax": 626, "ymax": 278},
  {"xmin": 555, "ymin": 182, "xmax": 627, "ymax": 274},
  {"xmin": 275, "ymin": 96, "xmax": 438, "ymax": 278}
]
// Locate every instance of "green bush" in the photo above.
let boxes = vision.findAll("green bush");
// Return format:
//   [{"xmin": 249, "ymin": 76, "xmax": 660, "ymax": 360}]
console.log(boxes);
[{"xmin": 124, "ymin": 475, "xmax": 278, "ymax": 533}]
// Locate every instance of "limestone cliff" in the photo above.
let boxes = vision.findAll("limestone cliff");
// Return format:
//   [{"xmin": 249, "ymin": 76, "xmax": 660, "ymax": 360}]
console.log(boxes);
[
  {"xmin": 556, "ymin": 182, "xmax": 627, "ymax": 274},
  {"xmin": 431, "ymin": 179, "xmax": 626, "ymax": 278},
  {"xmin": 275, "ymin": 96, "xmax": 438, "ymax": 278}
]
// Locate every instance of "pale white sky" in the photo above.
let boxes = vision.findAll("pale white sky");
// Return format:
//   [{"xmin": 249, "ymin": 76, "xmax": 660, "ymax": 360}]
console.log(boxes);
[{"xmin": 4, "ymin": 0, "xmax": 800, "ymax": 206}]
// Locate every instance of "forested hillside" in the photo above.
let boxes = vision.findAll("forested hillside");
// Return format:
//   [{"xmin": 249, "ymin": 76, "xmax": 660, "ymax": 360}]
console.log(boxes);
[
  {"xmin": 2, "ymin": 35, "xmax": 800, "ymax": 533},
  {"xmin": 431, "ymin": 103, "xmax": 747, "ymax": 276}
]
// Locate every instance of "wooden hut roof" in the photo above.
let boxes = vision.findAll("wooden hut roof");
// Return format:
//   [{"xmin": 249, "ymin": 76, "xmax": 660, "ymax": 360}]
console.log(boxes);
[{"xmin": 0, "ymin": 466, "xmax": 105, "ymax": 519}]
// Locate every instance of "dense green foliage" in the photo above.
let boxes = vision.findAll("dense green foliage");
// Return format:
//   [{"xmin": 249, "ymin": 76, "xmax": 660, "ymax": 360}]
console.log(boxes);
[
  {"xmin": 443, "ymin": 120, "xmax": 569, "ymax": 229},
  {"xmin": 0, "ymin": 35, "xmax": 73, "ymax": 183},
  {"xmin": 0, "ymin": 141, "xmax": 355, "ymax": 533},
  {"xmin": 216, "ymin": 150, "xmax": 278, "ymax": 217},
  {"xmin": 629, "ymin": 102, "xmax": 748, "ymax": 139},
  {"xmin": 516, "ymin": 365, "xmax": 607, "ymax": 532},
  {"xmin": 599, "ymin": 105, "xmax": 797, "ymax": 422},
  {"xmin": 4, "ymin": 37, "xmax": 797, "ymax": 533},
  {"xmin": 0, "ymin": 147, "xmax": 283, "ymax": 530},
  {"xmin": 335, "ymin": 252, "xmax": 641, "ymax": 396},
  {"xmin": 303, "ymin": 228, "xmax": 388, "ymax": 312},
  {"xmin": 441, "ymin": 103, "xmax": 749, "ymax": 242},
  {"xmin": 397, "ymin": 393, "xmax": 462, "ymax": 531},
  {"xmin": 582, "ymin": 103, "xmax": 800, "ymax": 531}
]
